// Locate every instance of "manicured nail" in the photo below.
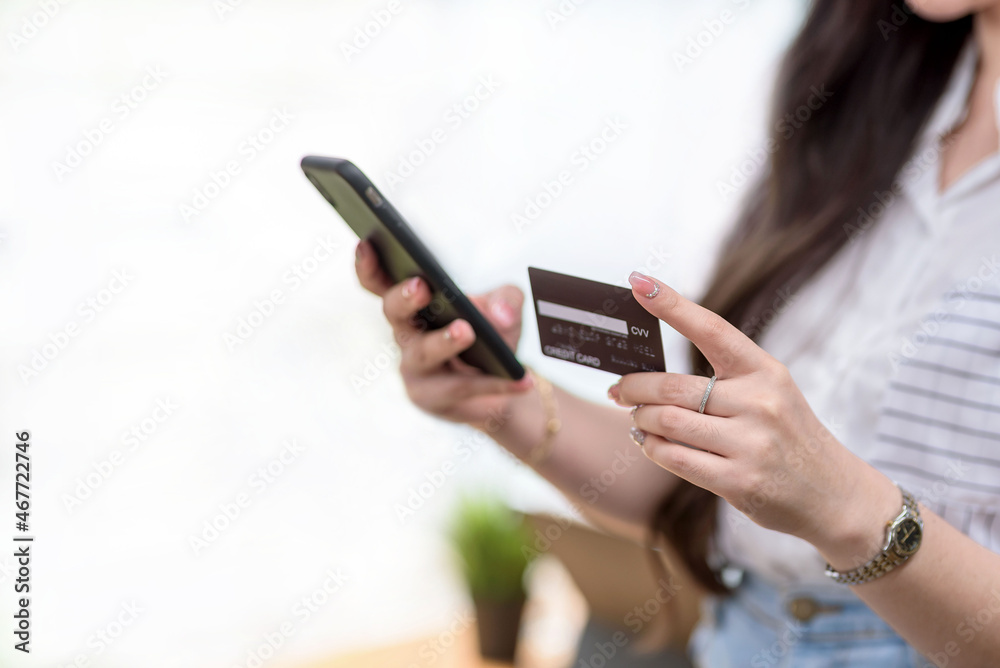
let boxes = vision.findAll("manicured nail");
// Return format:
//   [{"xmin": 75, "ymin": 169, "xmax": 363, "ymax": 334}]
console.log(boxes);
[
  {"xmin": 401, "ymin": 276, "xmax": 420, "ymax": 299},
  {"xmin": 355, "ymin": 242, "xmax": 366, "ymax": 262},
  {"xmin": 607, "ymin": 381, "xmax": 620, "ymax": 401},
  {"xmin": 490, "ymin": 299, "xmax": 515, "ymax": 328},
  {"xmin": 628, "ymin": 271, "xmax": 659, "ymax": 299},
  {"xmin": 629, "ymin": 427, "xmax": 647, "ymax": 448}
]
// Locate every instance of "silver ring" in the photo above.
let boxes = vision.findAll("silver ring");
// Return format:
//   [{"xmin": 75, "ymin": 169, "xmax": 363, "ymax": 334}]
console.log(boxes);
[
  {"xmin": 630, "ymin": 403, "xmax": 644, "ymax": 426},
  {"xmin": 698, "ymin": 375, "xmax": 716, "ymax": 414}
]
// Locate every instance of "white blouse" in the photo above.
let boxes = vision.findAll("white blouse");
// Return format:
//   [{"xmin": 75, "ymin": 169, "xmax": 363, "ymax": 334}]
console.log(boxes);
[{"xmin": 715, "ymin": 40, "xmax": 1000, "ymax": 588}]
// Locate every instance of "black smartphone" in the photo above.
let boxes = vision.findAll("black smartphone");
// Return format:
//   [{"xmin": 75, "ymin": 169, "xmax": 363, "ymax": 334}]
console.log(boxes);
[{"xmin": 301, "ymin": 155, "xmax": 525, "ymax": 380}]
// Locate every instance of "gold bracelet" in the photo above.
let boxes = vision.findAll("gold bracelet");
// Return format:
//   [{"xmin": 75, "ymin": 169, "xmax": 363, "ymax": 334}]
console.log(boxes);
[{"xmin": 525, "ymin": 369, "xmax": 560, "ymax": 467}]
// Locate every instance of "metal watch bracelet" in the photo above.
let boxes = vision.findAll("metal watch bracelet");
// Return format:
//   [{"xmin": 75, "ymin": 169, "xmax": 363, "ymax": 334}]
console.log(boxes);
[{"xmin": 824, "ymin": 486, "xmax": 923, "ymax": 586}]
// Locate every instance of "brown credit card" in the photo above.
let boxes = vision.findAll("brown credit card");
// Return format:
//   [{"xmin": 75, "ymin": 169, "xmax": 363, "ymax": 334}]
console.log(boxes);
[{"xmin": 528, "ymin": 267, "xmax": 665, "ymax": 375}]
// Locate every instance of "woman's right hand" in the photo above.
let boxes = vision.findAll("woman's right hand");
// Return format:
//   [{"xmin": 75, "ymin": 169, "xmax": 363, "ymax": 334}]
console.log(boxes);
[{"xmin": 354, "ymin": 240, "xmax": 535, "ymax": 428}]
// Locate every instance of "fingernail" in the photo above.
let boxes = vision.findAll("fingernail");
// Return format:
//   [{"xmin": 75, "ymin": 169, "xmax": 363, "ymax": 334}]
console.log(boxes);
[
  {"xmin": 355, "ymin": 242, "xmax": 366, "ymax": 262},
  {"xmin": 490, "ymin": 299, "xmax": 515, "ymax": 328},
  {"xmin": 607, "ymin": 381, "xmax": 620, "ymax": 401},
  {"xmin": 628, "ymin": 271, "xmax": 660, "ymax": 299},
  {"xmin": 401, "ymin": 276, "xmax": 420, "ymax": 299},
  {"xmin": 629, "ymin": 426, "xmax": 647, "ymax": 448},
  {"xmin": 444, "ymin": 319, "xmax": 464, "ymax": 340}
]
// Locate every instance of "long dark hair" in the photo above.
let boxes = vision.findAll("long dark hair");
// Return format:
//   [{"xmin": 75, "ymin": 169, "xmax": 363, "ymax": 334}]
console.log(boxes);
[{"xmin": 650, "ymin": 1, "xmax": 973, "ymax": 594}]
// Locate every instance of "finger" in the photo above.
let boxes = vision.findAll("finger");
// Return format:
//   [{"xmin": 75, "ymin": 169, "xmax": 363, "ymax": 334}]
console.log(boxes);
[
  {"xmin": 401, "ymin": 319, "xmax": 476, "ymax": 375},
  {"xmin": 638, "ymin": 432, "xmax": 728, "ymax": 493},
  {"xmin": 627, "ymin": 271, "xmax": 771, "ymax": 376},
  {"xmin": 381, "ymin": 275, "xmax": 433, "ymax": 342},
  {"xmin": 632, "ymin": 404, "xmax": 737, "ymax": 457},
  {"xmin": 616, "ymin": 372, "xmax": 734, "ymax": 417},
  {"xmin": 400, "ymin": 317, "xmax": 531, "ymax": 383},
  {"xmin": 354, "ymin": 240, "xmax": 394, "ymax": 296},
  {"xmin": 410, "ymin": 366, "xmax": 535, "ymax": 414}
]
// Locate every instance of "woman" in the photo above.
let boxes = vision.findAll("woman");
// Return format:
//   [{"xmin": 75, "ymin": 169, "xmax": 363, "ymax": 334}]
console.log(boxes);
[{"xmin": 356, "ymin": 0, "xmax": 1000, "ymax": 664}]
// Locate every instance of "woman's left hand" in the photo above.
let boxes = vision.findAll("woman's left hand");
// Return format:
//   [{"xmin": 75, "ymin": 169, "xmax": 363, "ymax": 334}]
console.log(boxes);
[{"xmin": 610, "ymin": 271, "xmax": 899, "ymax": 560}]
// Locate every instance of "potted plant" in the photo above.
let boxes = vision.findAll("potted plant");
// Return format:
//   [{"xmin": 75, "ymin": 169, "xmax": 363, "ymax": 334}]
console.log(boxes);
[{"xmin": 449, "ymin": 494, "xmax": 536, "ymax": 662}]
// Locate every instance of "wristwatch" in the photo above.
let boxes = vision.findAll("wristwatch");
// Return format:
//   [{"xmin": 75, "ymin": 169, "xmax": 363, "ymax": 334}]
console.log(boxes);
[{"xmin": 825, "ymin": 485, "xmax": 923, "ymax": 585}]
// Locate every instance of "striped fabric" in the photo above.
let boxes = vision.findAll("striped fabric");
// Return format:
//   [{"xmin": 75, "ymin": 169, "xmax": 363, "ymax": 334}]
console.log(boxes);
[{"xmin": 869, "ymin": 288, "xmax": 1000, "ymax": 551}]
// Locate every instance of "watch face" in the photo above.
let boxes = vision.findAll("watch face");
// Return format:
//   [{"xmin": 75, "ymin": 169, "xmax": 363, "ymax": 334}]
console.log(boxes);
[{"xmin": 893, "ymin": 517, "xmax": 923, "ymax": 556}]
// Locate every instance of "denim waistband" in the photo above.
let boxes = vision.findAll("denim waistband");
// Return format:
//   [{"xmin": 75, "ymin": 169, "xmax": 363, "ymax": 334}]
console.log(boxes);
[
  {"xmin": 730, "ymin": 572, "xmax": 902, "ymax": 643},
  {"xmin": 688, "ymin": 572, "xmax": 928, "ymax": 668}
]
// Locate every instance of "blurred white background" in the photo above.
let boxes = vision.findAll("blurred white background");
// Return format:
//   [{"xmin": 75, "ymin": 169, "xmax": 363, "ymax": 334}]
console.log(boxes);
[{"xmin": 0, "ymin": 0, "xmax": 804, "ymax": 666}]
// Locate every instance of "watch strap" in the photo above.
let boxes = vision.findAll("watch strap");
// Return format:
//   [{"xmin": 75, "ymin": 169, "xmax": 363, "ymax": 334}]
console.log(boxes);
[{"xmin": 824, "ymin": 486, "xmax": 920, "ymax": 586}]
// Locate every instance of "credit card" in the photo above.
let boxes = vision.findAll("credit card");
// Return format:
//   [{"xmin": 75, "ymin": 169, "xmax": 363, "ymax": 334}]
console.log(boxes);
[{"xmin": 527, "ymin": 267, "xmax": 665, "ymax": 375}]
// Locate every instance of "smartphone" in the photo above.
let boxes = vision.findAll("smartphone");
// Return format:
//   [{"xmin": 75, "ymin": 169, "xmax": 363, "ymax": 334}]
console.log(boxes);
[{"xmin": 301, "ymin": 155, "xmax": 525, "ymax": 380}]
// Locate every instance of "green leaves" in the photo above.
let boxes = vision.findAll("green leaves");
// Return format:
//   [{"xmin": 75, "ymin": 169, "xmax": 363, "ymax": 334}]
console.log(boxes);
[{"xmin": 448, "ymin": 495, "xmax": 535, "ymax": 602}]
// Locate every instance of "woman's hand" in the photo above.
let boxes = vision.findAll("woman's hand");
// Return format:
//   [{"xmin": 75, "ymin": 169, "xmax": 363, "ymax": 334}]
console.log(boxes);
[
  {"xmin": 354, "ymin": 240, "xmax": 534, "ymax": 428},
  {"xmin": 609, "ymin": 271, "xmax": 899, "ymax": 564}
]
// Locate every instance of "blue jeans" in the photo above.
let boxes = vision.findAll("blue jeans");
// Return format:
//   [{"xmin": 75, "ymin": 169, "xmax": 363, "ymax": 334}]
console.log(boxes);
[{"xmin": 687, "ymin": 573, "xmax": 930, "ymax": 668}]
